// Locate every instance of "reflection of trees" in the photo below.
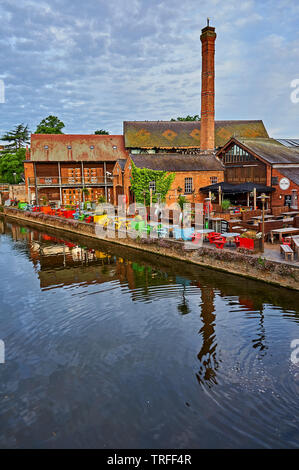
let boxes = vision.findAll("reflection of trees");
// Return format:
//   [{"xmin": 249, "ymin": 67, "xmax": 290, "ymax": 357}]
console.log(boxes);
[{"xmin": 196, "ymin": 287, "xmax": 219, "ymax": 388}]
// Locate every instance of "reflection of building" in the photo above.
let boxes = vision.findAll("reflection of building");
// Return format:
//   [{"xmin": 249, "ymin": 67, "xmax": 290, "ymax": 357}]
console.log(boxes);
[{"xmin": 196, "ymin": 287, "xmax": 219, "ymax": 388}]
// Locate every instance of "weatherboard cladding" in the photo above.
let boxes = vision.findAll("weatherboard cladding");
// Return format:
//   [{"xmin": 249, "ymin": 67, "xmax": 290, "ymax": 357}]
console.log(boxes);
[
  {"xmin": 130, "ymin": 153, "xmax": 224, "ymax": 172},
  {"xmin": 237, "ymin": 138, "xmax": 299, "ymax": 165},
  {"xmin": 124, "ymin": 120, "xmax": 269, "ymax": 149},
  {"xmin": 30, "ymin": 134, "xmax": 128, "ymax": 162}
]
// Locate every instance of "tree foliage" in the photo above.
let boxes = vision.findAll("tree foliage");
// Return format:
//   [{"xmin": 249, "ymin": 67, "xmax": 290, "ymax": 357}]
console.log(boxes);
[
  {"xmin": 1, "ymin": 124, "xmax": 30, "ymax": 153},
  {"xmin": 0, "ymin": 148, "xmax": 26, "ymax": 183},
  {"xmin": 170, "ymin": 115, "xmax": 201, "ymax": 121},
  {"xmin": 35, "ymin": 115, "xmax": 65, "ymax": 134},
  {"xmin": 131, "ymin": 162, "xmax": 175, "ymax": 206},
  {"xmin": 94, "ymin": 129, "xmax": 109, "ymax": 135}
]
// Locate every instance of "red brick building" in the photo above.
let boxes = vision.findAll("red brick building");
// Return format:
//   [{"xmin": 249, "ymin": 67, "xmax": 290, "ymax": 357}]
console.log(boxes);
[{"xmin": 24, "ymin": 134, "xmax": 128, "ymax": 205}]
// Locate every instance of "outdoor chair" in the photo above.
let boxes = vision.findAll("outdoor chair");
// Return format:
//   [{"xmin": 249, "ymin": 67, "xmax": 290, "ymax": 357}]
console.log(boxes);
[
  {"xmin": 282, "ymin": 237, "xmax": 292, "ymax": 247},
  {"xmin": 234, "ymin": 236, "xmax": 241, "ymax": 248},
  {"xmin": 208, "ymin": 232, "xmax": 221, "ymax": 243},
  {"xmin": 213, "ymin": 236, "xmax": 226, "ymax": 249}
]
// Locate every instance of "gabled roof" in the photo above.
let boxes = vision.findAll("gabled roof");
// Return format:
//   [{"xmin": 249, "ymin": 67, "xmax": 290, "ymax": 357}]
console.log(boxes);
[
  {"xmin": 130, "ymin": 153, "xmax": 224, "ymax": 172},
  {"xmin": 234, "ymin": 138, "xmax": 299, "ymax": 165},
  {"xmin": 116, "ymin": 159, "xmax": 126, "ymax": 171},
  {"xmin": 124, "ymin": 120, "xmax": 269, "ymax": 149},
  {"xmin": 30, "ymin": 134, "xmax": 128, "ymax": 162}
]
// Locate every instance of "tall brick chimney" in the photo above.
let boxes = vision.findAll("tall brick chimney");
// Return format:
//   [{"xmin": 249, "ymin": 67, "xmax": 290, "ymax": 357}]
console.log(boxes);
[{"xmin": 200, "ymin": 21, "xmax": 216, "ymax": 151}]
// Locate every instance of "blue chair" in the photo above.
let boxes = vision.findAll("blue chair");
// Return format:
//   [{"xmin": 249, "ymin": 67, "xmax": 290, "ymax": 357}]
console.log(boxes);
[{"xmin": 173, "ymin": 227, "xmax": 195, "ymax": 240}]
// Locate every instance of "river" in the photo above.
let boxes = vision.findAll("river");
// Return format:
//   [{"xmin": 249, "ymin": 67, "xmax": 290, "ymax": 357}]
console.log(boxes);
[{"xmin": 0, "ymin": 216, "xmax": 298, "ymax": 448}]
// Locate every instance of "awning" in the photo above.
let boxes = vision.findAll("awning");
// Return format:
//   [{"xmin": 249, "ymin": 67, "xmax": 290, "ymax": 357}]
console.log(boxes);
[{"xmin": 200, "ymin": 182, "xmax": 275, "ymax": 195}]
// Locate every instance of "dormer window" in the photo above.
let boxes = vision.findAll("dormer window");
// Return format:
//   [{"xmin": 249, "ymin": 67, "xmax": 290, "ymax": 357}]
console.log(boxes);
[
  {"xmin": 112, "ymin": 145, "xmax": 117, "ymax": 150},
  {"xmin": 67, "ymin": 145, "xmax": 72, "ymax": 149},
  {"xmin": 90, "ymin": 145, "xmax": 94, "ymax": 149},
  {"xmin": 44, "ymin": 145, "xmax": 48, "ymax": 149}
]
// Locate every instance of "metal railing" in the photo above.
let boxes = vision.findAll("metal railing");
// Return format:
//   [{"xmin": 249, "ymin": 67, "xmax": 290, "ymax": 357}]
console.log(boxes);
[{"xmin": 28, "ymin": 176, "xmax": 113, "ymax": 186}]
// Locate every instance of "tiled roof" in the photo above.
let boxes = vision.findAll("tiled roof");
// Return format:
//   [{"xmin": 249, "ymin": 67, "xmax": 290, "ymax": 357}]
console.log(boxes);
[
  {"xmin": 237, "ymin": 138, "xmax": 299, "ymax": 165},
  {"xmin": 30, "ymin": 134, "xmax": 128, "ymax": 162},
  {"xmin": 130, "ymin": 153, "xmax": 224, "ymax": 172},
  {"xmin": 124, "ymin": 120, "xmax": 269, "ymax": 148}
]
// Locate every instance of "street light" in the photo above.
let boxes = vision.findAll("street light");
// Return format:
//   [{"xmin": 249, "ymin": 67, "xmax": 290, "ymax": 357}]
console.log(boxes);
[{"xmin": 257, "ymin": 193, "xmax": 269, "ymax": 253}]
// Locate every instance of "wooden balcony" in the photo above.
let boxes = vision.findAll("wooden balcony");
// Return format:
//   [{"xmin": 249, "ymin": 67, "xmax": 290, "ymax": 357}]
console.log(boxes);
[{"xmin": 28, "ymin": 176, "xmax": 113, "ymax": 187}]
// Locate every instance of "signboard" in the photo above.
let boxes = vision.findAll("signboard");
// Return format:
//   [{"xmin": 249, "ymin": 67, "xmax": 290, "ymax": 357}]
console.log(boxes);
[
  {"xmin": 279, "ymin": 177, "xmax": 290, "ymax": 191},
  {"xmin": 221, "ymin": 220, "xmax": 228, "ymax": 233}
]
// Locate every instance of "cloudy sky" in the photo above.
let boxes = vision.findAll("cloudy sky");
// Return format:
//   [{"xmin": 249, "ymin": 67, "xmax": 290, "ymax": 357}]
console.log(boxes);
[{"xmin": 0, "ymin": 0, "xmax": 298, "ymax": 139}]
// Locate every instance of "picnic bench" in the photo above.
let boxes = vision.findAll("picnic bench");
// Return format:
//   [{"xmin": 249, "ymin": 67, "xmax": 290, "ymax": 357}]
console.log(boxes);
[
  {"xmin": 292, "ymin": 237, "xmax": 299, "ymax": 257},
  {"xmin": 280, "ymin": 244, "xmax": 294, "ymax": 261}
]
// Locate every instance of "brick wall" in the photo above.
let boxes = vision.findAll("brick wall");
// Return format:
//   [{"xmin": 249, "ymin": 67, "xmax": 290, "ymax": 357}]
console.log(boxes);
[
  {"xmin": 123, "ymin": 163, "xmax": 224, "ymax": 205},
  {"xmin": 271, "ymin": 168, "xmax": 299, "ymax": 207}
]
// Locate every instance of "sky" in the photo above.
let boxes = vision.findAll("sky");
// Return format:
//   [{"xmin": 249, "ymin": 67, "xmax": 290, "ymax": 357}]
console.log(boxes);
[{"xmin": 0, "ymin": 0, "xmax": 298, "ymax": 139}]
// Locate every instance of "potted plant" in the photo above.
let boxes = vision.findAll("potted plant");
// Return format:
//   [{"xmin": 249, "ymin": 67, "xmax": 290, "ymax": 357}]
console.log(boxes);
[{"xmin": 221, "ymin": 199, "xmax": 231, "ymax": 212}]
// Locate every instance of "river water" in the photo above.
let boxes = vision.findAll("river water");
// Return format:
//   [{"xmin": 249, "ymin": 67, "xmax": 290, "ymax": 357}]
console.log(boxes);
[{"xmin": 0, "ymin": 216, "xmax": 298, "ymax": 449}]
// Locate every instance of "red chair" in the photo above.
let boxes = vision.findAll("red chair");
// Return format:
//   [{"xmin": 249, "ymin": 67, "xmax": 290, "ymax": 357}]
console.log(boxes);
[
  {"xmin": 282, "ymin": 237, "xmax": 292, "ymax": 247},
  {"xmin": 214, "ymin": 236, "xmax": 226, "ymax": 249},
  {"xmin": 191, "ymin": 232, "xmax": 202, "ymax": 244},
  {"xmin": 208, "ymin": 232, "xmax": 220, "ymax": 243},
  {"xmin": 234, "ymin": 236, "xmax": 241, "ymax": 248}
]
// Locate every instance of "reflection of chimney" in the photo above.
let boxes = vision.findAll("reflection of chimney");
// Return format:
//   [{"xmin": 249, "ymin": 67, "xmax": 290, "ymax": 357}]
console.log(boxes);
[{"xmin": 200, "ymin": 21, "xmax": 216, "ymax": 151}]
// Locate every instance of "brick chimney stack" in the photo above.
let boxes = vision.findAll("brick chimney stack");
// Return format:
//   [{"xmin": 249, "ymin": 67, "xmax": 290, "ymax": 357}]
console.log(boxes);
[{"xmin": 200, "ymin": 21, "xmax": 216, "ymax": 151}]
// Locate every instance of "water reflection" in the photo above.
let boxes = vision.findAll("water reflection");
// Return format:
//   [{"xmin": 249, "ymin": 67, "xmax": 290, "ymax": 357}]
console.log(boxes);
[
  {"xmin": 197, "ymin": 287, "xmax": 219, "ymax": 388},
  {"xmin": 1, "ymin": 217, "xmax": 299, "ymax": 448}
]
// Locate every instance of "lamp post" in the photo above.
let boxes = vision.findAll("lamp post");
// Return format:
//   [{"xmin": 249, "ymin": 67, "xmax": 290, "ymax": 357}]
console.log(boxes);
[{"xmin": 257, "ymin": 193, "xmax": 269, "ymax": 253}]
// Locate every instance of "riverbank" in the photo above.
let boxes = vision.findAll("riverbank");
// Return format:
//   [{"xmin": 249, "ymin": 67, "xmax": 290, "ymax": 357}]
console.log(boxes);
[{"xmin": 3, "ymin": 206, "xmax": 299, "ymax": 291}]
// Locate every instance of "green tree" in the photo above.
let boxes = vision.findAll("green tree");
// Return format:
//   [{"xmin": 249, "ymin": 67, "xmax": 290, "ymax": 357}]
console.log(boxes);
[
  {"xmin": 170, "ymin": 115, "xmax": 201, "ymax": 121},
  {"xmin": 1, "ymin": 124, "xmax": 30, "ymax": 153},
  {"xmin": 131, "ymin": 162, "xmax": 175, "ymax": 206},
  {"xmin": 94, "ymin": 129, "xmax": 109, "ymax": 135},
  {"xmin": 35, "ymin": 115, "xmax": 65, "ymax": 134},
  {"xmin": 0, "ymin": 148, "xmax": 26, "ymax": 183}
]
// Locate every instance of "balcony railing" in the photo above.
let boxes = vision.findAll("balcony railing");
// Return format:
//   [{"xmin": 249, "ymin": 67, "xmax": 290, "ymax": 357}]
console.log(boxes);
[{"xmin": 28, "ymin": 176, "xmax": 113, "ymax": 186}]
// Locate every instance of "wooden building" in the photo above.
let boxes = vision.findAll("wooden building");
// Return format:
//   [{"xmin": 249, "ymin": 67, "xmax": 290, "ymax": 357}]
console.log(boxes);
[
  {"xmin": 24, "ymin": 134, "xmax": 128, "ymax": 205},
  {"xmin": 214, "ymin": 137, "xmax": 299, "ymax": 208}
]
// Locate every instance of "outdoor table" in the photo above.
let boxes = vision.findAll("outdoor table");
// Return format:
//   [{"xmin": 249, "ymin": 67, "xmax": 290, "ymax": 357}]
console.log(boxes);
[
  {"xmin": 281, "ymin": 211, "xmax": 299, "ymax": 217},
  {"xmin": 252, "ymin": 215, "xmax": 273, "ymax": 220},
  {"xmin": 270, "ymin": 227, "xmax": 299, "ymax": 243},
  {"xmin": 194, "ymin": 229, "xmax": 214, "ymax": 242},
  {"xmin": 221, "ymin": 232, "xmax": 240, "ymax": 246}
]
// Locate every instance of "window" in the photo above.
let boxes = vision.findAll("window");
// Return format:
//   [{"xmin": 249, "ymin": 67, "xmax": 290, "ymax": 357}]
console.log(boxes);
[
  {"xmin": 67, "ymin": 145, "xmax": 72, "ymax": 149},
  {"xmin": 149, "ymin": 181, "xmax": 156, "ymax": 192},
  {"xmin": 210, "ymin": 176, "xmax": 218, "ymax": 184},
  {"xmin": 184, "ymin": 177, "xmax": 193, "ymax": 194},
  {"xmin": 90, "ymin": 145, "xmax": 94, "ymax": 149},
  {"xmin": 44, "ymin": 145, "xmax": 49, "ymax": 149}
]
